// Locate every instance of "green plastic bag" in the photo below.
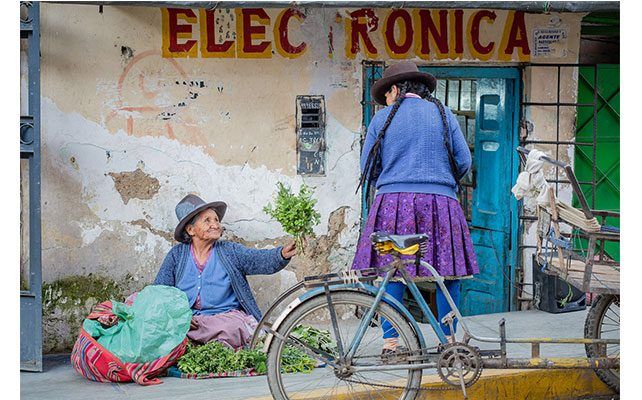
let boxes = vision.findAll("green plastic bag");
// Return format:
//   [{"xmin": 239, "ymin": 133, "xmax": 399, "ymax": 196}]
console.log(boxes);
[{"xmin": 83, "ymin": 285, "xmax": 192, "ymax": 364}]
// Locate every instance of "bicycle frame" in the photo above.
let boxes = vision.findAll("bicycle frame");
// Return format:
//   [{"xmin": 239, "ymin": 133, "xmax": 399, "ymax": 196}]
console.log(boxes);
[
  {"xmin": 263, "ymin": 255, "xmax": 618, "ymax": 375},
  {"xmin": 296, "ymin": 256, "xmax": 618, "ymax": 372}
]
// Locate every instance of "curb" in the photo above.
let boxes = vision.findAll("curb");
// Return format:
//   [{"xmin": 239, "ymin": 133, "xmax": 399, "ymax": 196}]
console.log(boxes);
[
  {"xmin": 249, "ymin": 369, "xmax": 617, "ymax": 400},
  {"xmin": 414, "ymin": 369, "xmax": 616, "ymax": 400}
]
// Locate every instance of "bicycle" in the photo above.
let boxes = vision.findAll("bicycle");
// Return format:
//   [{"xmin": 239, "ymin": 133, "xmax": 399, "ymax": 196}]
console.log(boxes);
[
  {"xmin": 255, "ymin": 148, "xmax": 619, "ymax": 400},
  {"xmin": 257, "ymin": 233, "xmax": 618, "ymax": 399}
]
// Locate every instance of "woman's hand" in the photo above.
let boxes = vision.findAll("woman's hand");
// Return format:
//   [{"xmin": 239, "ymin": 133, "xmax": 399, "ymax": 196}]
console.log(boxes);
[
  {"xmin": 281, "ymin": 241, "xmax": 297, "ymax": 259},
  {"xmin": 190, "ymin": 316, "xmax": 199, "ymax": 330}
]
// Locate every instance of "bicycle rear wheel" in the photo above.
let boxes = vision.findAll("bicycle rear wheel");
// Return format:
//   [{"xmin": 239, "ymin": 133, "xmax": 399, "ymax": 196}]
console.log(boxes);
[
  {"xmin": 584, "ymin": 294, "xmax": 620, "ymax": 392},
  {"xmin": 267, "ymin": 290, "xmax": 422, "ymax": 400}
]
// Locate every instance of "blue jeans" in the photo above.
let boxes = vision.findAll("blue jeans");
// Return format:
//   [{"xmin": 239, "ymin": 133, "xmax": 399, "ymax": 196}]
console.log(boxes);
[{"xmin": 381, "ymin": 280, "xmax": 461, "ymax": 339}]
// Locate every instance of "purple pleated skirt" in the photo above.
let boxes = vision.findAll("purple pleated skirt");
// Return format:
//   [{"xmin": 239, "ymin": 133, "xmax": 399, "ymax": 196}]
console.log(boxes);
[{"xmin": 351, "ymin": 193, "xmax": 479, "ymax": 279}]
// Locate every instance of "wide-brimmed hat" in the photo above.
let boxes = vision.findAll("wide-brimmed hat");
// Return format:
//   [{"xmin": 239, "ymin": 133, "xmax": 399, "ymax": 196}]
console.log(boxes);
[
  {"xmin": 174, "ymin": 194, "xmax": 227, "ymax": 243},
  {"xmin": 371, "ymin": 61, "xmax": 437, "ymax": 106}
]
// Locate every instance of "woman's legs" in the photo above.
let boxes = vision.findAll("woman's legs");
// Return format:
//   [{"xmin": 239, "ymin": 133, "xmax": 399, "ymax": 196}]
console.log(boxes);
[
  {"xmin": 381, "ymin": 281, "xmax": 406, "ymax": 349},
  {"xmin": 436, "ymin": 279, "xmax": 461, "ymax": 340},
  {"xmin": 187, "ymin": 309, "xmax": 258, "ymax": 350},
  {"xmin": 379, "ymin": 279, "xmax": 462, "ymax": 347}
]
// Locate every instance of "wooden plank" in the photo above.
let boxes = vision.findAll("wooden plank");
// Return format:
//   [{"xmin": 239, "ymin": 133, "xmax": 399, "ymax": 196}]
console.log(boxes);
[
  {"xmin": 536, "ymin": 255, "xmax": 620, "ymax": 293},
  {"xmin": 567, "ymin": 275, "xmax": 619, "ymax": 285}
]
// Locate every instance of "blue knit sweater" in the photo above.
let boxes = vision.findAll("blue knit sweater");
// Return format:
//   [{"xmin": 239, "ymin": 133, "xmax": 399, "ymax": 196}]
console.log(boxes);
[
  {"xmin": 153, "ymin": 241, "xmax": 290, "ymax": 321},
  {"xmin": 362, "ymin": 97, "xmax": 472, "ymax": 199}
]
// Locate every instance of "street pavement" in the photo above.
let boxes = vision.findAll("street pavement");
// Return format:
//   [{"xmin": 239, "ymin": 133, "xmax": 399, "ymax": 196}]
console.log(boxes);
[{"xmin": 21, "ymin": 308, "xmax": 616, "ymax": 400}]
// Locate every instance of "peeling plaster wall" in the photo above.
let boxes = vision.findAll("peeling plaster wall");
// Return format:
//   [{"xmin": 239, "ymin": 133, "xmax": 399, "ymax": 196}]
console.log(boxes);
[
  {"xmin": 37, "ymin": 4, "xmax": 582, "ymax": 351},
  {"xmin": 40, "ymin": 4, "xmax": 364, "ymax": 352}
]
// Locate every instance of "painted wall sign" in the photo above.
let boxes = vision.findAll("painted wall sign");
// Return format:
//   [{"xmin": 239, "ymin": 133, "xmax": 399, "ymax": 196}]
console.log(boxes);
[
  {"xmin": 162, "ymin": 8, "xmax": 307, "ymax": 59},
  {"xmin": 160, "ymin": 7, "xmax": 569, "ymax": 62}
]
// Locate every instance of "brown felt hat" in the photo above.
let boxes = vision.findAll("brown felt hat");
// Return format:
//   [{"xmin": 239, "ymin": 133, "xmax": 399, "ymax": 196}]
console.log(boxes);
[
  {"xmin": 174, "ymin": 194, "xmax": 227, "ymax": 243},
  {"xmin": 371, "ymin": 61, "xmax": 437, "ymax": 106}
]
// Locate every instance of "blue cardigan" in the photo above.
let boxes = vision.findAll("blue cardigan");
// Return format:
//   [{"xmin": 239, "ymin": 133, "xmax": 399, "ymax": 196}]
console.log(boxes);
[
  {"xmin": 153, "ymin": 241, "xmax": 290, "ymax": 321},
  {"xmin": 362, "ymin": 97, "xmax": 472, "ymax": 199}
]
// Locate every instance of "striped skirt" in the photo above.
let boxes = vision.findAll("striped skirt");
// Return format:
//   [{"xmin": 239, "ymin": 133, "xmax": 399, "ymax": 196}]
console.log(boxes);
[{"xmin": 351, "ymin": 192, "xmax": 479, "ymax": 279}]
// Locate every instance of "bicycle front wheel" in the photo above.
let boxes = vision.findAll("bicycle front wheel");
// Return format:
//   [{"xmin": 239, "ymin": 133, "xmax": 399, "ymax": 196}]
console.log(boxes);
[{"xmin": 267, "ymin": 290, "xmax": 422, "ymax": 400}]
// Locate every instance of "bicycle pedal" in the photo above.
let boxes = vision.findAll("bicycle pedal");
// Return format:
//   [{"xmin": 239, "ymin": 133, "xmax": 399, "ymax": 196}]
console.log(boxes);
[{"xmin": 380, "ymin": 346, "xmax": 409, "ymax": 364}]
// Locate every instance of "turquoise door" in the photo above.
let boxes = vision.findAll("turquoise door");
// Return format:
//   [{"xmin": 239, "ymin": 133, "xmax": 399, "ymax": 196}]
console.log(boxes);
[
  {"xmin": 462, "ymin": 78, "xmax": 516, "ymax": 315},
  {"xmin": 362, "ymin": 65, "xmax": 520, "ymax": 316}
]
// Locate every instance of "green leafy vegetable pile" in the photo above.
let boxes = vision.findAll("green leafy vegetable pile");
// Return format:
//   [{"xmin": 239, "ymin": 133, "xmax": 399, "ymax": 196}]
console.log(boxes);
[
  {"xmin": 280, "ymin": 325, "xmax": 338, "ymax": 373},
  {"xmin": 263, "ymin": 182, "xmax": 321, "ymax": 254},
  {"xmin": 291, "ymin": 325, "xmax": 337, "ymax": 355},
  {"xmin": 176, "ymin": 325, "xmax": 336, "ymax": 375},
  {"xmin": 177, "ymin": 341, "xmax": 267, "ymax": 375}
]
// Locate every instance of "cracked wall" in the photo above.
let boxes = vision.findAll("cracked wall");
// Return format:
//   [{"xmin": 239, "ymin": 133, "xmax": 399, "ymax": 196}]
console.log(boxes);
[
  {"xmin": 35, "ymin": 3, "xmax": 582, "ymax": 350},
  {"xmin": 108, "ymin": 168, "xmax": 161, "ymax": 204},
  {"xmin": 39, "ymin": 3, "xmax": 364, "ymax": 352}
]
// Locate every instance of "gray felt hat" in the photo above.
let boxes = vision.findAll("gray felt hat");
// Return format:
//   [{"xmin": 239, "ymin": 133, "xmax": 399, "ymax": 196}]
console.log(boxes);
[{"xmin": 174, "ymin": 194, "xmax": 227, "ymax": 243}]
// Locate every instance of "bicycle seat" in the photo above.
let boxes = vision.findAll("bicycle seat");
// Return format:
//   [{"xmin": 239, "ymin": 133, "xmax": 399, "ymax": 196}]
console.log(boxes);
[{"xmin": 370, "ymin": 232, "xmax": 428, "ymax": 250}]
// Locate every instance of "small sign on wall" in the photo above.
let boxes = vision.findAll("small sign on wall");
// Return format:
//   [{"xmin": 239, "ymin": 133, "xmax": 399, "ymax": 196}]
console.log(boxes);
[{"xmin": 296, "ymin": 95, "xmax": 326, "ymax": 176}]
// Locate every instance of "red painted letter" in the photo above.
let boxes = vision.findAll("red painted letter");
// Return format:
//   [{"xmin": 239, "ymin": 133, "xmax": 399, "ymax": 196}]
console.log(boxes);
[
  {"xmin": 238, "ymin": 8, "xmax": 272, "ymax": 58},
  {"xmin": 384, "ymin": 9, "xmax": 413, "ymax": 56},
  {"xmin": 470, "ymin": 10, "xmax": 496, "ymax": 55},
  {"xmin": 163, "ymin": 8, "xmax": 198, "ymax": 57},
  {"xmin": 452, "ymin": 10, "xmax": 464, "ymax": 54},
  {"xmin": 275, "ymin": 8, "xmax": 307, "ymax": 58},
  {"xmin": 346, "ymin": 8, "xmax": 379, "ymax": 58},
  {"xmin": 503, "ymin": 11, "xmax": 531, "ymax": 57},
  {"xmin": 201, "ymin": 9, "xmax": 234, "ymax": 57},
  {"xmin": 416, "ymin": 10, "xmax": 449, "ymax": 55}
]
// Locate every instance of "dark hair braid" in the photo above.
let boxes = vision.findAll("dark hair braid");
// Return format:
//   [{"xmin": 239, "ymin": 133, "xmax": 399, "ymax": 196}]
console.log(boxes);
[
  {"xmin": 357, "ymin": 82, "xmax": 409, "ymax": 194},
  {"xmin": 426, "ymin": 93, "xmax": 462, "ymax": 188}
]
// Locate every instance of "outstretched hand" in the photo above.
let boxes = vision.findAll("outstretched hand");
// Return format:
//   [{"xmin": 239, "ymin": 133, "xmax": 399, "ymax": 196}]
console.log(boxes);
[{"xmin": 281, "ymin": 241, "xmax": 297, "ymax": 259}]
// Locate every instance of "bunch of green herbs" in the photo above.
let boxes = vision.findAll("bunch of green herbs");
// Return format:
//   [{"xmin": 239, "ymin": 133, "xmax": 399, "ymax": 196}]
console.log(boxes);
[
  {"xmin": 177, "ymin": 341, "xmax": 267, "ymax": 375},
  {"xmin": 176, "ymin": 325, "xmax": 335, "ymax": 375},
  {"xmin": 291, "ymin": 325, "xmax": 337, "ymax": 354},
  {"xmin": 263, "ymin": 182, "xmax": 321, "ymax": 254}
]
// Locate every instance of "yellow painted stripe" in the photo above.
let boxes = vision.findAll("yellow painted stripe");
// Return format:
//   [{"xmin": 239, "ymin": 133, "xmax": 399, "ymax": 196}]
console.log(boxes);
[{"xmin": 247, "ymin": 369, "xmax": 616, "ymax": 400}]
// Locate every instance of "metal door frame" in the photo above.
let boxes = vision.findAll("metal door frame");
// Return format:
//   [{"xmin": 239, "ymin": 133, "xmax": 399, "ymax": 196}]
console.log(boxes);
[{"xmin": 20, "ymin": 1, "xmax": 42, "ymax": 372}]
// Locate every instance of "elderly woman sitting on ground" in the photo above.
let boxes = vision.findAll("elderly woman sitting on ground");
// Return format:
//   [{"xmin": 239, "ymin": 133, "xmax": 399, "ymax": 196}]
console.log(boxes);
[{"xmin": 154, "ymin": 194, "xmax": 296, "ymax": 350}]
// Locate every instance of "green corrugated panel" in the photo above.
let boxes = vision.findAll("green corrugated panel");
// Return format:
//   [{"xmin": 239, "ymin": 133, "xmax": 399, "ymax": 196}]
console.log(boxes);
[{"xmin": 574, "ymin": 65, "xmax": 620, "ymax": 261}]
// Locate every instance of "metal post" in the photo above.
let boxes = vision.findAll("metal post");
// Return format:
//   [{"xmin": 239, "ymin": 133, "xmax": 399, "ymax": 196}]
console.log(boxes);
[
  {"xmin": 20, "ymin": 1, "xmax": 42, "ymax": 372},
  {"xmin": 592, "ymin": 65, "xmax": 598, "ymax": 208},
  {"xmin": 500, "ymin": 318, "xmax": 507, "ymax": 367}
]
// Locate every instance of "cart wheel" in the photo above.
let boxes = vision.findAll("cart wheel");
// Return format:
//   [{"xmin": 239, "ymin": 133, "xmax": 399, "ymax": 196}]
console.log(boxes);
[{"xmin": 584, "ymin": 294, "xmax": 619, "ymax": 392}]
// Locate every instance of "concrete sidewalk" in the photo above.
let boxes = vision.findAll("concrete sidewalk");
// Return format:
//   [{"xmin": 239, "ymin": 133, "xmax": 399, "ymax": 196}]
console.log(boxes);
[{"xmin": 20, "ymin": 308, "xmax": 618, "ymax": 400}]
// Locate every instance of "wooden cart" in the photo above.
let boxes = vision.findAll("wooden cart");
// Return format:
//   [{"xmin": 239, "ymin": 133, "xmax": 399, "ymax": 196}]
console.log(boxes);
[
  {"xmin": 516, "ymin": 147, "xmax": 620, "ymax": 294},
  {"xmin": 516, "ymin": 146, "xmax": 620, "ymax": 391}
]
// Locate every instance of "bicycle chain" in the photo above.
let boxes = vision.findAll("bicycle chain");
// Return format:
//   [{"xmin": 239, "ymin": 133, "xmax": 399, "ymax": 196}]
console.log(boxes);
[
  {"xmin": 343, "ymin": 350, "xmax": 458, "ymax": 392},
  {"xmin": 342, "ymin": 377, "xmax": 462, "ymax": 392},
  {"xmin": 342, "ymin": 344, "xmax": 482, "ymax": 392}
]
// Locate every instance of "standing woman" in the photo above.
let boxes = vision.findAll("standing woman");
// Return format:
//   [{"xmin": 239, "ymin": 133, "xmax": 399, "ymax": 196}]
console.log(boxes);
[{"xmin": 352, "ymin": 61, "xmax": 479, "ymax": 353}]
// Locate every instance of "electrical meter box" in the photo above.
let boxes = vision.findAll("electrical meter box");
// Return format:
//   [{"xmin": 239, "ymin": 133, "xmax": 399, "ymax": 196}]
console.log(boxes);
[{"xmin": 296, "ymin": 95, "xmax": 326, "ymax": 176}]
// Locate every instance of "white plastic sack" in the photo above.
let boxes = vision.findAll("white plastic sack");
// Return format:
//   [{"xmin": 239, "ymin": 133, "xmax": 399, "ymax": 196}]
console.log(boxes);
[{"xmin": 511, "ymin": 149, "xmax": 551, "ymax": 210}]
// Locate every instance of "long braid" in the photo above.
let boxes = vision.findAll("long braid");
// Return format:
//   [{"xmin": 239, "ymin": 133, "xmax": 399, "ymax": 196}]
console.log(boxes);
[
  {"xmin": 426, "ymin": 93, "xmax": 462, "ymax": 190},
  {"xmin": 356, "ymin": 83, "xmax": 409, "ymax": 194}
]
